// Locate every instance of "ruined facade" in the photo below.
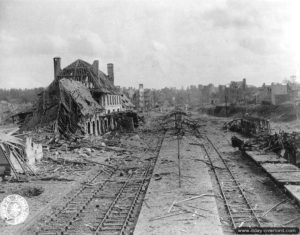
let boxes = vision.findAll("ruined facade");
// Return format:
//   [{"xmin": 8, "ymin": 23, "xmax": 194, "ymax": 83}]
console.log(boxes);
[
  {"xmin": 24, "ymin": 58, "xmax": 135, "ymax": 137},
  {"xmin": 144, "ymin": 89, "xmax": 154, "ymax": 111},
  {"xmin": 256, "ymin": 83, "xmax": 290, "ymax": 105},
  {"xmin": 271, "ymin": 83, "xmax": 289, "ymax": 105},
  {"xmin": 54, "ymin": 58, "xmax": 123, "ymax": 114},
  {"xmin": 227, "ymin": 78, "xmax": 247, "ymax": 104},
  {"xmin": 55, "ymin": 58, "xmax": 125, "ymax": 136},
  {"xmin": 201, "ymin": 84, "xmax": 215, "ymax": 104},
  {"xmin": 138, "ymin": 84, "xmax": 145, "ymax": 111},
  {"xmin": 255, "ymin": 83, "xmax": 272, "ymax": 104}
]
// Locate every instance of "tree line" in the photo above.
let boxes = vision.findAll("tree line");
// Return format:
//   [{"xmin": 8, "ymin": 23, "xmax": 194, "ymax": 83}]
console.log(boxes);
[{"xmin": 0, "ymin": 88, "xmax": 44, "ymax": 104}]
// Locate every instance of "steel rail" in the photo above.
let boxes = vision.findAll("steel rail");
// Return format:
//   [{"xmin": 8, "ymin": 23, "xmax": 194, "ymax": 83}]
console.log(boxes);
[
  {"xmin": 206, "ymin": 135, "xmax": 262, "ymax": 227},
  {"xmin": 36, "ymin": 168, "xmax": 115, "ymax": 235},
  {"xmin": 95, "ymin": 131, "xmax": 165, "ymax": 234},
  {"xmin": 119, "ymin": 161, "xmax": 152, "ymax": 234},
  {"xmin": 36, "ymin": 167, "xmax": 113, "ymax": 230},
  {"xmin": 199, "ymin": 131, "xmax": 262, "ymax": 230},
  {"xmin": 36, "ymin": 132, "xmax": 165, "ymax": 235},
  {"xmin": 202, "ymin": 143, "xmax": 238, "ymax": 228},
  {"xmin": 94, "ymin": 176, "xmax": 133, "ymax": 233}
]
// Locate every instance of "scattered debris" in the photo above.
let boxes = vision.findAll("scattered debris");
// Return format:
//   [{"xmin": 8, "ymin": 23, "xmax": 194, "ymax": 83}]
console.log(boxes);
[
  {"xmin": 194, "ymin": 159, "xmax": 225, "ymax": 170},
  {"xmin": 149, "ymin": 211, "xmax": 188, "ymax": 222},
  {"xmin": 0, "ymin": 128, "xmax": 36, "ymax": 180},
  {"xmin": 231, "ymin": 136, "xmax": 252, "ymax": 151},
  {"xmin": 37, "ymin": 176, "xmax": 74, "ymax": 181},
  {"xmin": 14, "ymin": 186, "xmax": 44, "ymax": 197},
  {"xmin": 260, "ymin": 199, "xmax": 287, "ymax": 218},
  {"xmin": 224, "ymin": 116, "xmax": 270, "ymax": 137},
  {"xmin": 280, "ymin": 216, "xmax": 300, "ymax": 226},
  {"xmin": 226, "ymin": 117, "xmax": 300, "ymax": 166},
  {"xmin": 153, "ymin": 174, "xmax": 162, "ymax": 181}
]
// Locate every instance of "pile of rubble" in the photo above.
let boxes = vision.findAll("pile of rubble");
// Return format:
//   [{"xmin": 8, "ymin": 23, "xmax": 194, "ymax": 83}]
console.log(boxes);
[
  {"xmin": 0, "ymin": 112, "xmax": 150, "ymax": 182},
  {"xmin": 224, "ymin": 116, "xmax": 270, "ymax": 137},
  {"xmin": 253, "ymin": 131, "xmax": 300, "ymax": 165},
  {"xmin": 231, "ymin": 131, "xmax": 300, "ymax": 166},
  {"xmin": 225, "ymin": 116, "xmax": 300, "ymax": 166},
  {"xmin": 0, "ymin": 128, "xmax": 42, "ymax": 181},
  {"xmin": 150, "ymin": 109, "xmax": 205, "ymax": 134}
]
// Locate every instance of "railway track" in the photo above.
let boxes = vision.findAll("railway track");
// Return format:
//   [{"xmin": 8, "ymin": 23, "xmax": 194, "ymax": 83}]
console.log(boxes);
[
  {"xmin": 35, "ymin": 133, "xmax": 165, "ymax": 235},
  {"xmin": 200, "ymin": 132, "xmax": 262, "ymax": 230}
]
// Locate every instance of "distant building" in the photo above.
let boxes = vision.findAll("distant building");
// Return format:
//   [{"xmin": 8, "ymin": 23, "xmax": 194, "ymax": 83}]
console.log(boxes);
[
  {"xmin": 218, "ymin": 85, "xmax": 226, "ymax": 104},
  {"xmin": 227, "ymin": 78, "xmax": 247, "ymax": 104},
  {"xmin": 271, "ymin": 83, "xmax": 289, "ymax": 105},
  {"xmin": 256, "ymin": 83, "xmax": 291, "ymax": 105},
  {"xmin": 201, "ymin": 84, "xmax": 215, "ymax": 104},
  {"xmin": 138, "ymin": 84, "xmax": 145, "ymax": 111},
  {"xmin": 144, "ymin": 89, "xmax": 154, "ymax": 111},
  {"xmin": 255, "ymin": 83, "xmax": 272, "ymax": 104}
]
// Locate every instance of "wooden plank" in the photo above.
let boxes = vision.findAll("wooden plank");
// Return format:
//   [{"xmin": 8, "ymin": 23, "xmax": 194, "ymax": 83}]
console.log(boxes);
[
  {"xmin": 269, "ymin": 172, "xmax": 300, "ymax": 183},
  {"xmin": 261, "ymin": 163, "xmax": 299, "ymax": 173},
  {"xmin": 251, "ymin": 155, "xmax": 287, "ymax": 164},
  {"xmin": 246, "ymin": 151, "xmax": 287, "ymax": 163},
  {"xmin": 285, "ymin": 185, "xmax": 300, "ymax": 206}
]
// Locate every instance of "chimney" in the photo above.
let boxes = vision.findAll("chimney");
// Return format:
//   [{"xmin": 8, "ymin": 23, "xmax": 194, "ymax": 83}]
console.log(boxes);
[
  {"xmin": 242, "ymin": 78, "xmax": 246, "ymax": 90},
  {"xmin": 139, "ymin": 84, "xmax": 144, "ymax": 110},
  {"xmin": 53, "ymin": 57, "xmax": 61, "ymax": 80},
  {"xmin": 92, "ymin": 60, "xmax": 99, "ymax": 76},
  {"xmin": 107, "ymin": 63, "xmax": 114, "ymax": 85}
]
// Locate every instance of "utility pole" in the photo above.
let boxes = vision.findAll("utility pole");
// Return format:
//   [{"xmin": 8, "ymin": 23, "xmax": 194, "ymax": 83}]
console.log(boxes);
[
  {"xmin": 177, "ymin": 131, "xmax": 181, "ymax": 188},
  {"xmin": 175, "ymin": 112, "xmax": 181, "ymax": 188},
  {"xmin": 225, "ymin": 87, "xmax": 228, "ymax": 117},
  {"xmin": 294, "ymin": 92, "xmax": 299, "ymax": 121}
]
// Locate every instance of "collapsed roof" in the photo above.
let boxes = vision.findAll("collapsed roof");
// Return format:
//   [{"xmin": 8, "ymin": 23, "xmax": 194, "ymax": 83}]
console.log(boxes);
[
  {"xmin": 23, "ymin": 78, "xmax": 103, "ymax": 137},
  {"xmin": 121, "ymin": 94, "xmax": 135, "ymax": 108},
  {"xmin": 58, "ymin": 59, "xmax": 118, "ymax": 94},
  {"xmin": 59, "ymin": 78, "xmax": 103, "ymax": 116}
]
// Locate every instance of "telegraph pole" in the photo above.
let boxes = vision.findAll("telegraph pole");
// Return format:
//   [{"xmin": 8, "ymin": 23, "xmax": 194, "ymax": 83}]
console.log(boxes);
[
  {"xmin": 175, "ymin": 112, "xmax": 181, "ymax": 188},
  {"xmin": 225, "ymin": 87, "xmax": 228, "ymax": 117}
]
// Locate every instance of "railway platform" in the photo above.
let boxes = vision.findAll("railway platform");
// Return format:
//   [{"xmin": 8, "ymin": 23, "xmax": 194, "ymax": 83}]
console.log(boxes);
[{"xmin": 245, "ymin": 150, "xmax": 300, "ymax": 207}]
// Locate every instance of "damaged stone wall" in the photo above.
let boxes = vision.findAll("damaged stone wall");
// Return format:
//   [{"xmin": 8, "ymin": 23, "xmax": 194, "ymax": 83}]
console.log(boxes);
[{"xmin": 84, "ymin": 114, "xmax": 118, "ymax": 136}]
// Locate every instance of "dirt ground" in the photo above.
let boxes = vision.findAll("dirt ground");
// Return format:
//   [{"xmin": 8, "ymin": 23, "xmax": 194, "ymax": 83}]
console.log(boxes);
[{"xmin": 0, "ymin": 155, "xmax": 102, "ymax": 235}]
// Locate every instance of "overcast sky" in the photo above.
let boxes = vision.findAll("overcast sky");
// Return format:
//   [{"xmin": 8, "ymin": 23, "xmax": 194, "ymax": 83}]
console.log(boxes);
[{"xmin": 0, "ymin": 0, "xmax": 299, "ymax": 89}]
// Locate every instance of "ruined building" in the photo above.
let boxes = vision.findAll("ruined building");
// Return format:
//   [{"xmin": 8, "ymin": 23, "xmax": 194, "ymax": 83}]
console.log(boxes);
[
  {"xmin": 256, "ymin": 83, "xmax": 292, "ymax": 105},
  {"xmin": 144, "ymin": 89, "xmax": 154, "ymax": 111},
  {"xmin": 130, "ymin": 84, "xmax": 153, "ymax": 112},
  {"xmin": 54, "ymin": 58, "xmax": 123, "ymax": 114},
  {"xmin": 227, "ymin": 78, "xmax": 247, "ymax": 104},
  {"xmin": 23, "ymin": 58, "xmax": 135, "ymax": 137},
  {"xmin": 138, "ymin": 84, "xmax": 145, "ymax": 111}
]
